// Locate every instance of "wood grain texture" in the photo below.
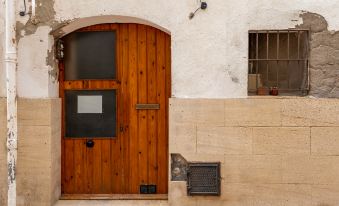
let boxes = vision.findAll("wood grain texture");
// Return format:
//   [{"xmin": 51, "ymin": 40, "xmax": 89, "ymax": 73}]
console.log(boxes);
[
  {"xmin": 146, "ymin": 27, "xmax": 159, "ymax": 187},
  {"xmin": 61, "ymin": 23, "xmax": 170, "ymax": 195},
  {"xmin": 156, "ymin": 31, "xmax": 168, "ymax": 193}
]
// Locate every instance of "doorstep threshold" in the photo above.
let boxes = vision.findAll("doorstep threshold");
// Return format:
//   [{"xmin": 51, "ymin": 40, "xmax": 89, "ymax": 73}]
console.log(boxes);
[{"xmin": 60, "ymin": 194, "xmax": 168, "ymax": 200}]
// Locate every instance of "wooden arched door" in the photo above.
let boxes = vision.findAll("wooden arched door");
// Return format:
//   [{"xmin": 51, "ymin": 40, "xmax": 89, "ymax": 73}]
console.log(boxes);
[{"xmin": 59, "ymin": 23, "xmax": 170, "ymax": 195}]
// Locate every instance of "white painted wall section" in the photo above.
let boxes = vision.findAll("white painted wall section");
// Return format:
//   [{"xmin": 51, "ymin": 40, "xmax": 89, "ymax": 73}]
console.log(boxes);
[
  {"xmin": 17, "ymin": 26, "xmax": 55, "ymax": 98},
  {"xmin": 0, "ymin": 0, "xmax": 6, "ymax": 97},
  {"xmin": 0, "ymin": 0, "xmax": 339, "ymax": 98}
]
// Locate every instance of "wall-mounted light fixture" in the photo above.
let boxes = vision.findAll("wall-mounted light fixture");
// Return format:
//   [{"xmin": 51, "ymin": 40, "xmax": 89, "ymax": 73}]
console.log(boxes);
[
  {"xmin": 19, "ymin": 0, "xmax": 35, "ymax": 17},
  {"xmin": 56, "ymin": 39, "xmax": 65, "ymax": 60},
  {"xmin": 189, "ymin": 1, "xmax": 208, "ymax": 20},
  {"xmin": 19, "ymin": 0, "xmax": 27, "ymax": 16}
]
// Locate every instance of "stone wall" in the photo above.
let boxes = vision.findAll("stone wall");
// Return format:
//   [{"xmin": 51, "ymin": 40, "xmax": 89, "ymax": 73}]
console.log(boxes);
[
  {"xmin": 299, "ymin": 12, "xmax": 339, "ymax": 98},
  {"xmin": 169, "ymin": 97, "xmax": 339, "ymax": 206},
  {"xmin": 0, "ymin": 98, "xmax": 61, "ymax": 206}
]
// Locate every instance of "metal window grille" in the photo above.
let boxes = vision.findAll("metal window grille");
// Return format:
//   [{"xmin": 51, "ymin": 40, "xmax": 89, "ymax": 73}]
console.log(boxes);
[{"xmin": 248, "ymin": 30, "xmax": 310, "ymax": 96}]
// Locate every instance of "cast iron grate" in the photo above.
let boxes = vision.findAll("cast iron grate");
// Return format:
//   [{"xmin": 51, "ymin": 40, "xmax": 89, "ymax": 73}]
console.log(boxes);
[{"xmin": 187, "ymin": 162, "xmax": 221, "ymax": 196}]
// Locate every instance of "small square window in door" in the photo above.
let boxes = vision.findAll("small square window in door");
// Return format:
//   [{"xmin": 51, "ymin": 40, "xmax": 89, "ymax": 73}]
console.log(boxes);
[
  {"xmin": 65, "ymin": 90, "xmax": 117, "ymax": 138},
  {"xmin": 63, "ymin": 31, "xmax": 117, "ymax": 80}
]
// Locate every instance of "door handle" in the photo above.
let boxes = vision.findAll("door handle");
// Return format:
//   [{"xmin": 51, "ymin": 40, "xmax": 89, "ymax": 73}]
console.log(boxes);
[{"xmin": 86, "ymin": 139, "xmax": 95, "ymax": 148}]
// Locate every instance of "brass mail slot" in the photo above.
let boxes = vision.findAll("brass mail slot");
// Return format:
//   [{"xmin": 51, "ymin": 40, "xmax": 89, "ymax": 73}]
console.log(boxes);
[{"xmin": 135, "ymin": 104, "xmax": 160, "ymax": 110}]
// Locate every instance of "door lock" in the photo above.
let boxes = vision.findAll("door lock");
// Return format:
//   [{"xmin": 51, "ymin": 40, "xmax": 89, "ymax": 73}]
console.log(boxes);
[{"xmin": 86, "ymin": 139, "xmax": 95, "ymax": 148}]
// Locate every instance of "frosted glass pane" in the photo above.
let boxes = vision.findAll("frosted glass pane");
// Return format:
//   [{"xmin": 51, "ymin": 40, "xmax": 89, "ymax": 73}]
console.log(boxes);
[{"xmin": 77, "ymin": 95, "xmax": 102, "ymax": 113}]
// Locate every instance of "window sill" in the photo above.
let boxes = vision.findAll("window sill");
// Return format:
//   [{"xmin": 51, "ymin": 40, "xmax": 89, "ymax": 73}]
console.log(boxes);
[{"xmin": 247, "ymin": 95, "xmax": 313, "ymax": 99}]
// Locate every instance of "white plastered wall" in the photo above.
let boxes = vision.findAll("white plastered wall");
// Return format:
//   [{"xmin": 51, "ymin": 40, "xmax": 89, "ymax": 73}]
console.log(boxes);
[
  {"xmin": 1, "ymin": 0, "xmax": 339, "ymax": 98},
  {"xmin": 0, "ymin": 0, "xmax": 5, "ymax": 97}
]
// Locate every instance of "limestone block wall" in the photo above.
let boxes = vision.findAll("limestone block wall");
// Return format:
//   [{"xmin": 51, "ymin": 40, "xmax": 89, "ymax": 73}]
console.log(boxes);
[
  {"xmin": 0, "ymin": 98, "xmax": 61, "ymax": 206},
  {"xmin": 169, "ymin": 97, "xmax": 339, "ymax": 206}
]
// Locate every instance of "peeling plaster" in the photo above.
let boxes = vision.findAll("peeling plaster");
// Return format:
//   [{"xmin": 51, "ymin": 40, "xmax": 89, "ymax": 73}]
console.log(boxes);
[
  {"xmin": 15, "ymin": 0, "xmax": 68, "ymax": 96},
  {"xmin": 297, "ymin": 12, "xmax": 339, "ymax": 98},
  {"xmin": 297, "ymin": 11, "xmax": 328, "ymax": 33},
  {"xmin": 16, "ymin": 0, "xmax": 57, "ymax": 41}
]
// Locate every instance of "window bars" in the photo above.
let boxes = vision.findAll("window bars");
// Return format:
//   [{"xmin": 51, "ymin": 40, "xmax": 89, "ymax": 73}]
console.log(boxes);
[{"xmin": 248, "ymin": 30, "xmax": 310, "ymax": 96}]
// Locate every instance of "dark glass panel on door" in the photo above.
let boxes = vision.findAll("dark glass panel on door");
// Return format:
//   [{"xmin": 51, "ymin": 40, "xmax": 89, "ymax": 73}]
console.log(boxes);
[
  {"xmin": 64, "ymin": 31, "xmax": 116, "ymax": 80},
  {"xmin": 65, "ymin": 90, "xmax": 117, "ymax": 137}
]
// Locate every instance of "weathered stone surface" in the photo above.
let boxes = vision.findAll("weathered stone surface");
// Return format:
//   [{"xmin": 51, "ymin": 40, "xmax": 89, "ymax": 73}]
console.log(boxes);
[
  {"xmin": 0, "ymin": 98, "xmax": 61, "ymax": 206},
  {"xmin": 18, "ymin": 99, "xmax": 53, "ymax": 126},
  {"xmin": 197, "ymin": 126, "xmax": 252, "ymax": 155},
  {"xmin": 170, "ymin": 99, "xmax": 224, "ymax": 126},
  {"xmin": 169, "ymin": 98, "xmax": 339, "ymax": 206},
  {"xmin": 253, "ymin": 184, "xmax": 312, "ymax": 206},
  {"xmin": 224, "ymin": 155, "xmax": 282, "ymax": 184},
  {"xmin": 222, "ymin": 184, "xmax": 252, "ymax": 206},
  {"xmin": 311, "ymin": 127, "xmax": 339, "ymax": 156},
  {"xmin": 298, "ymin": 12, "xmax": 328, "ymax": 33},
  {"xmin": 224, "ymin": 99, "xmax": 281, "ymax": 126},
  {"xmin": 312, "ymin": 184, "xmax": 339, "ymax": 206},
  {"xmin": 253, "ymin": 127, "xmax": 310, "ymax": 155},
  {"xmin": 310, "ymin": 45, "xmax": 338, "ymax": 67},
  {"xmin": 312, "ymin": 156, "xmax": 339, "ymax": 185},
  {"xmin": 169, "ymin": 182, "xmax": 196, "ymax": 206},
  {"xmin": 169, "ymin": 123, "xmax": 196, "ymax": 153},
  {"xmin": 281, "ymin": 98, "xmax": 339, "ymax": 126},
  {"xmin": 297, "ymin": 12, "xmax": 339, "ymax": 98},
  {"xmin": 282, "ymin": 155, "xmax": 313, "ymax": 184}
]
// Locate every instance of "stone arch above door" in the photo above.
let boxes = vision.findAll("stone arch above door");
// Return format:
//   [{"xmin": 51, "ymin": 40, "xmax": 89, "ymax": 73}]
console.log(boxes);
[{"xmin": 51, "ymin": 15, "xmax": 171, "ymax": 38}]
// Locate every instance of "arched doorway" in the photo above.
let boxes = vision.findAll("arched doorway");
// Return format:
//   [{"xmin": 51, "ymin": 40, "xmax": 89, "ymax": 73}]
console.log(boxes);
[{"xmin": 59, "ymin": 23, "xmax": 171, "ymax": 195}]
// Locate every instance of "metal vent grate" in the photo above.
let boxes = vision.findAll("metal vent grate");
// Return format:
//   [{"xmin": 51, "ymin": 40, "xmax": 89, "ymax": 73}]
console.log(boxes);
[{"xmin": 187, "ymin": 162, "xmax": 221, "ymax": 196}]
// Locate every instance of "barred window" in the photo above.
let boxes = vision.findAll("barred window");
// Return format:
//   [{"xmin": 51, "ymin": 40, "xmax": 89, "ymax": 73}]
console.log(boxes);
[{"xmin": 248, "ymin": 30, "xmax": 309, "ymax": 96}]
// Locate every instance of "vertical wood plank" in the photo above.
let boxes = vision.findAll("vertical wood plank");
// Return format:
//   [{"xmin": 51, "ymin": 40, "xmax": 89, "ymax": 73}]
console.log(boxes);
[
  {"xmin": 86, "ymin": 140, "xmax": 94, "ymax": 193},
  {"xmin": 165, "ymin": 35, "xmax": 171, "ymax": 99},
  {"xmin": 74, "ymin": 140, "xmax": 87, "ymax": 193},
  {"xmin": 101, "ymin": 139, "xmax": 112, "ymax": 193},
  {"xmin": 63, "ymin": 139, "xmax": 74, "ymax": 193},
  {"xmin": 164, "ymin": 34, "xmax": 171, "ymax": 193},
  {"xmin": 137, "ymin": 24, "xmax": 149, "ymax": 186},
  {"xmin": 91, "ymin": 140, "xmax": 102, "ymax": 193},
  {"xmin": 127, "ymin": 24, "xmax": 139, "ymax": 193},
  {"xmin": 60, "ymin": 61, "xmax": 66, "ymax": 194},
  {"xmin": 146, "ymin": 27, "xmax": 159, "ymax": 187},
  {"xmin": 156, "ymin": 30, "xmax": 168, "ymax": 193},
  {"xmin": 120, "ymin": 23, "xmax": 130, "ymax": 193},
  {"xmin": 111, "ymin": 138, "xmax": 121, "ymax": 193}
]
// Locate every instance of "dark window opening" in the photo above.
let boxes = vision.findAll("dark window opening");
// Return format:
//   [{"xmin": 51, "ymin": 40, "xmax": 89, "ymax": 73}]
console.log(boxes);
[{"xmin": 248, "ymin": 30, "xmax": 309, "ymax": 96}]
